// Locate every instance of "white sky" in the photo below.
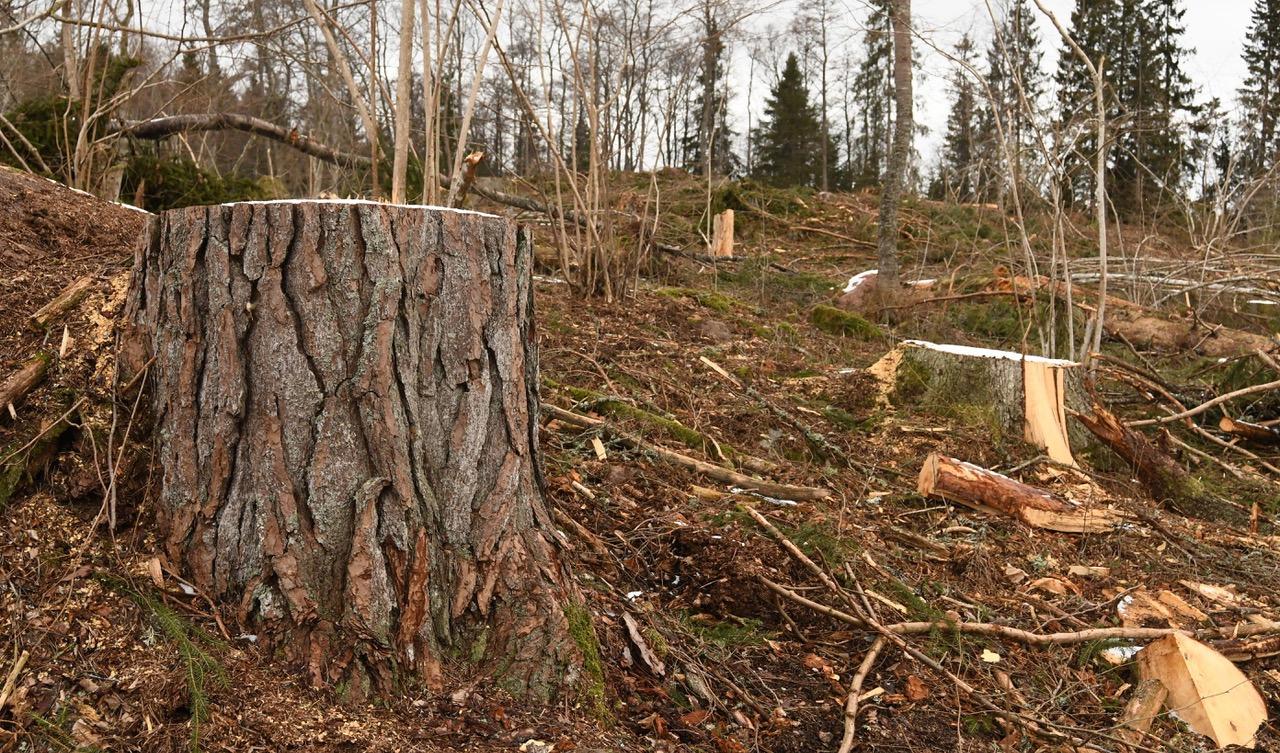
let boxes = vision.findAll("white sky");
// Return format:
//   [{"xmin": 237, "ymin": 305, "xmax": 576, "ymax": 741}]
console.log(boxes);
[{"xmin": 734, "ymin": 0, "xmax": 1255, "ymax": 169}]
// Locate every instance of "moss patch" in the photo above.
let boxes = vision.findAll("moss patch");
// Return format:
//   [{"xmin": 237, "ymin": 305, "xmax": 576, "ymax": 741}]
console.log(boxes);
[
  {"xmin": 565, "ymin": 602, "xmax": 608, "ymax": 718},
  {"xmin": 809, "ymin": 305, "xmax": 883, "ymax": 339},
  {"xmin": 656, "ymin": 286, "xmax": 744, "ymax": 314}
]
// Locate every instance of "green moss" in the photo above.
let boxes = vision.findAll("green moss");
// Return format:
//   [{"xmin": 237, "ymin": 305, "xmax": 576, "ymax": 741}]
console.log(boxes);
[
  {"xmin": 809, "ymin": 305, "xmax": 883, "ymax": 339},
  {"xmin": 948, "ymin": 300, "xmax": 1026, "ymax": 342},
  {"xmin": 643, "ymin": 627, "xmax": 669, "ymax": 659},
  {"xmin": 686, "ymin": 614, "xmax": 771, "ymax": 648},
  {"xmin": 0, "ymin": 410, "xmax": 74, "ymax": 509},
  {"xmin": 564, "ymin": 602, "xmax": 608, "ymax": 718},
  {"xmin": 468, "ymin": 626, "xmax": 490, "ymax": 663},
  {"xmin": 961, "ymin": 713, "xmax": 1000, "ymax": 737},
  {"xmin": 655, "ymin": 286, "xmax": 745, "ymax": 314},
  {"xmin": 781, "ymin": 520, "xmax": 855, "ymax": 564}
]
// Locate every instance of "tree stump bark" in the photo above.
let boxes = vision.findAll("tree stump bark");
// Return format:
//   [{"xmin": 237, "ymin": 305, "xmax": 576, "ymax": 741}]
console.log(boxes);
[{"xmin": 124, "ymin": 200, "xmax": 579, "ymax": 700}]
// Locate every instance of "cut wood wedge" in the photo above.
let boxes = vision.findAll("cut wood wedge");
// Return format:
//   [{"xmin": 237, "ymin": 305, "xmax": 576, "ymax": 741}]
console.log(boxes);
[{"xmin": 1137, "ymin": 633, "xmax": 1266, "ymax": 749}]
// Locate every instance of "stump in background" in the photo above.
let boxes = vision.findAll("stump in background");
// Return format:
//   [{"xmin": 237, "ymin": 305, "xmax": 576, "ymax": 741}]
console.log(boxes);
[
  {"xmin": 125, "ymin": 200, "xmax": 579, "ymax": 699},
  {"xmin": 873, "ymin": 340, "xmax": 1080, "ymax": 465}
]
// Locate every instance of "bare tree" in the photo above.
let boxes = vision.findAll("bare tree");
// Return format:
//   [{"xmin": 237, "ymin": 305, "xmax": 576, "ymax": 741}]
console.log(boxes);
[{"xmin": 875, "ymin": 0, "xmax": 912, "ymax": 302}]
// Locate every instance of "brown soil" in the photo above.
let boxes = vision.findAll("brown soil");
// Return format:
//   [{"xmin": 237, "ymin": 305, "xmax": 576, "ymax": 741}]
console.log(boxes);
[{"xmin": 1, "ymin": 169, "xmax": 1278, "ymax": 753}]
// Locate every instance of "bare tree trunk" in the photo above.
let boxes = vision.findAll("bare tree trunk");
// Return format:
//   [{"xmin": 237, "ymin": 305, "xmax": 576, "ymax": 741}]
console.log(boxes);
[
  {"xmin": 391, "ymin": 0, "xmax": 416, "ymax": 202},
  {"xmin": 875, "ymin": 0, "xmax": 911, "ymax": 302},
  {"xmin": 124, "ymin": 201, "xmax": 580, "ymax": 700}
]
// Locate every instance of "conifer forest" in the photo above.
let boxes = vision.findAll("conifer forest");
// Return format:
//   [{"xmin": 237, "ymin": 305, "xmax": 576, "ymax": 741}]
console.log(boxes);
[{"xmin": 3, "ymin": 0, "xmax": 1280, "ymax": 750}]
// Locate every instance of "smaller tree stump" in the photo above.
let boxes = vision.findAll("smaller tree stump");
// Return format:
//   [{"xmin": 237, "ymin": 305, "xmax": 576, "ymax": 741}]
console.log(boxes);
[{"xmin": 873, "ymin": 340, "xmax": 1081, "ymax": 465}]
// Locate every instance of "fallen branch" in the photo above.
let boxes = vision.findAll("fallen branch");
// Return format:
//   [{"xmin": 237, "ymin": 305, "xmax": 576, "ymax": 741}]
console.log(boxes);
[
  {"xmin": 1127, "ymin": 376, "xmax": 1280, "ymax": 427},
  {"xmin": 0, "ymin": 354, "xmax": 50, "ymax": 414},
  {"xmin": 1073, "ymin": 402, "xmax": 1213, "ymax": 512},
  {"xmin": 759, "ymin": 577, "xmax": 1280, "ymax": 659},
  {"xmin": 0, "ymin": 650, "xmax": 29, "ymax": 711},
  {"xmin": 28, "ymin": 276, "xmax": 96, "ymax": 329},
  {"xmin": 544, "ymin": 404, "xmax": 831, "ymax": 501},
  {"xmin": 837, "ymin": 637, "xmax": 886, "ymax": 753}
]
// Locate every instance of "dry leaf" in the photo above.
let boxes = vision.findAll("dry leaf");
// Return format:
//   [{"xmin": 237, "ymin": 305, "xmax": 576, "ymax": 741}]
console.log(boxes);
[
  {"xmin": 903, "ymin": 675, "xmax": 929, "ymax": 702},
  {"xmin": 681, "ymin": 709, "xmax": 710, "ymax": 726},
  {"xmin": 1027, "ymin": 576, "xmax": 1078, "ymax": 596},
  {"xmin": 1137, "ymin": 633, "xmax": 1266, "ymax": 749},
  {"xmin": 621, "ymin": 612, "xmax": 665, "ymax": 676},
  {"xmin": 1004, "ymin": 564, "xmax": 1028, "ymax": 585}
]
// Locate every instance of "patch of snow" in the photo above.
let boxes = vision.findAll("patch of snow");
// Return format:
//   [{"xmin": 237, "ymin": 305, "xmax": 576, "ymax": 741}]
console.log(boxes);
[
  {"xmin": 37, "ymin": 174, "xmax": 154, "ymax": 214},
  {"xmin": 221, "ymin": 198, "xmax": 499, "ymax": 218},
  {"xmin": 625, "ymin": 591, "xmax": 644, "ymax": 601},
  {"xmin": 903, "ymin": 339, "xmax": 1079, "ymax": 367},
  {"xmin": 731, "ymin": 486, "xmax": 798, "ymax": 506},
  {"xmin": 1099, "ymin": 644, "xmax": 1141, "ymax": 662},
  {"xmin": 843, "ymin": 269, "xmax": 877, "ymax": 293}
]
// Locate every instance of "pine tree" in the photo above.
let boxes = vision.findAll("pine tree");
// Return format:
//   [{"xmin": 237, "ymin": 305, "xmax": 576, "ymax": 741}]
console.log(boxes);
[
  {"xmin": 935, "ymin": 35, "xmax": 981, "ymax": 200},
  {"xmin": 976, "ymin": 0, "xmax": 1043, "ymax": 201},
  {"xmin": 1239, "ymin": 0, "xmax": 1280, "ymax": 174},
  {"xmin": 752, "ymin": 53, "xmax": 823, "ymax": 187}
]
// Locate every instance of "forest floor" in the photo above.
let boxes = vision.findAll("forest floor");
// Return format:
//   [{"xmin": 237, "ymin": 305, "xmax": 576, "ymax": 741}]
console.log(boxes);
[{"xmin": 1, "ymin": 166, "xmax": 1279, "ymax": 752}]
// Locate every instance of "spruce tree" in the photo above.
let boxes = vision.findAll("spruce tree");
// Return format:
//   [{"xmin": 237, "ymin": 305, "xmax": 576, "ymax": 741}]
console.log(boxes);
[
  {"xmin": 1239, "ymin": 0, "xmax": 1280, "ymax": 173},
  {"xmin": 752, "ymin": 53, "xmax": 823, "ymax": 187},
  {"xmin": 936, "ymin": 34, "xmax": 981, "ymax": 200},
  {"xmin": 977, "ymin": 0, "xmax": 1043, "ymax": 201},
  {"xmin": 1056, "ymin": 0, "xmax": 1196, "ymax": 213},
  {"xmin": 848, "ymin": 0, "xmax": 893, "ymax": 187}
]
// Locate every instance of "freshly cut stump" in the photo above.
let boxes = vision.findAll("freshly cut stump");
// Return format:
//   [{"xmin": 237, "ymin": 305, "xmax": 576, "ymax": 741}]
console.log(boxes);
[
  {"xmin": 874, "ymin": 340, "xmax": 1080, "ymax": 465},
  {"xmin": 124, "ymin": 200, "xmax": 579, "ymax": 699}
]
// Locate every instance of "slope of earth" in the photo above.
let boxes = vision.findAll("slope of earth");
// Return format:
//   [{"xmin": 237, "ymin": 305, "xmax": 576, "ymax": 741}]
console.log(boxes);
[
  {"xmin": 0, "ymin": 166, "xmax": 147, "ymax": 373},
  {"xmin": 1, "ymin": 168, "xmax": 1278, "ymax": 752}
]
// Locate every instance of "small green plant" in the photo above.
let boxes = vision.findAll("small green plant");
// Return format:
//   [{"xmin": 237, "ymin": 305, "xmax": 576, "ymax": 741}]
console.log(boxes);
[
  {"xmin": 685, "ymin": 613, "xmax": 771, "ymax": 648},
  {"xmin": 104, "ymin": 579, "xmax": 227, "ymax": 751}
]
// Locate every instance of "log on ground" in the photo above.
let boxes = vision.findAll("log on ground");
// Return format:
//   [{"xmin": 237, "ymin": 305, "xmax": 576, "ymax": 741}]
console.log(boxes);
[{"xmin": 917, "ymin": 453, "xmax": 1121, "ymax": 533}]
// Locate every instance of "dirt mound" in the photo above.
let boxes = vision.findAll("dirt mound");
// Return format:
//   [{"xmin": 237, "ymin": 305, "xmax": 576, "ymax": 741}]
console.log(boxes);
[
  {"xmin": 0, "ymin": 167, "xmax": 146, "ymax": 370},
  {"xmin": 0, "ymin": 166, "xmax": 146, "ymax": 265}
]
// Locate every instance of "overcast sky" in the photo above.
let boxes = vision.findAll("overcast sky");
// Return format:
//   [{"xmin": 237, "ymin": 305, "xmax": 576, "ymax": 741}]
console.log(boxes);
[{"xmin": 735, "ymin": 0, "xmax": 1255, "ymax": 170}]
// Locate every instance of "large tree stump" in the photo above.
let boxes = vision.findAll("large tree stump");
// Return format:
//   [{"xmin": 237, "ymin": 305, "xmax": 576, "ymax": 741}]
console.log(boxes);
[{"xmin": 124, "ymin": 200, "xmax": 579, "ymax": 699}]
